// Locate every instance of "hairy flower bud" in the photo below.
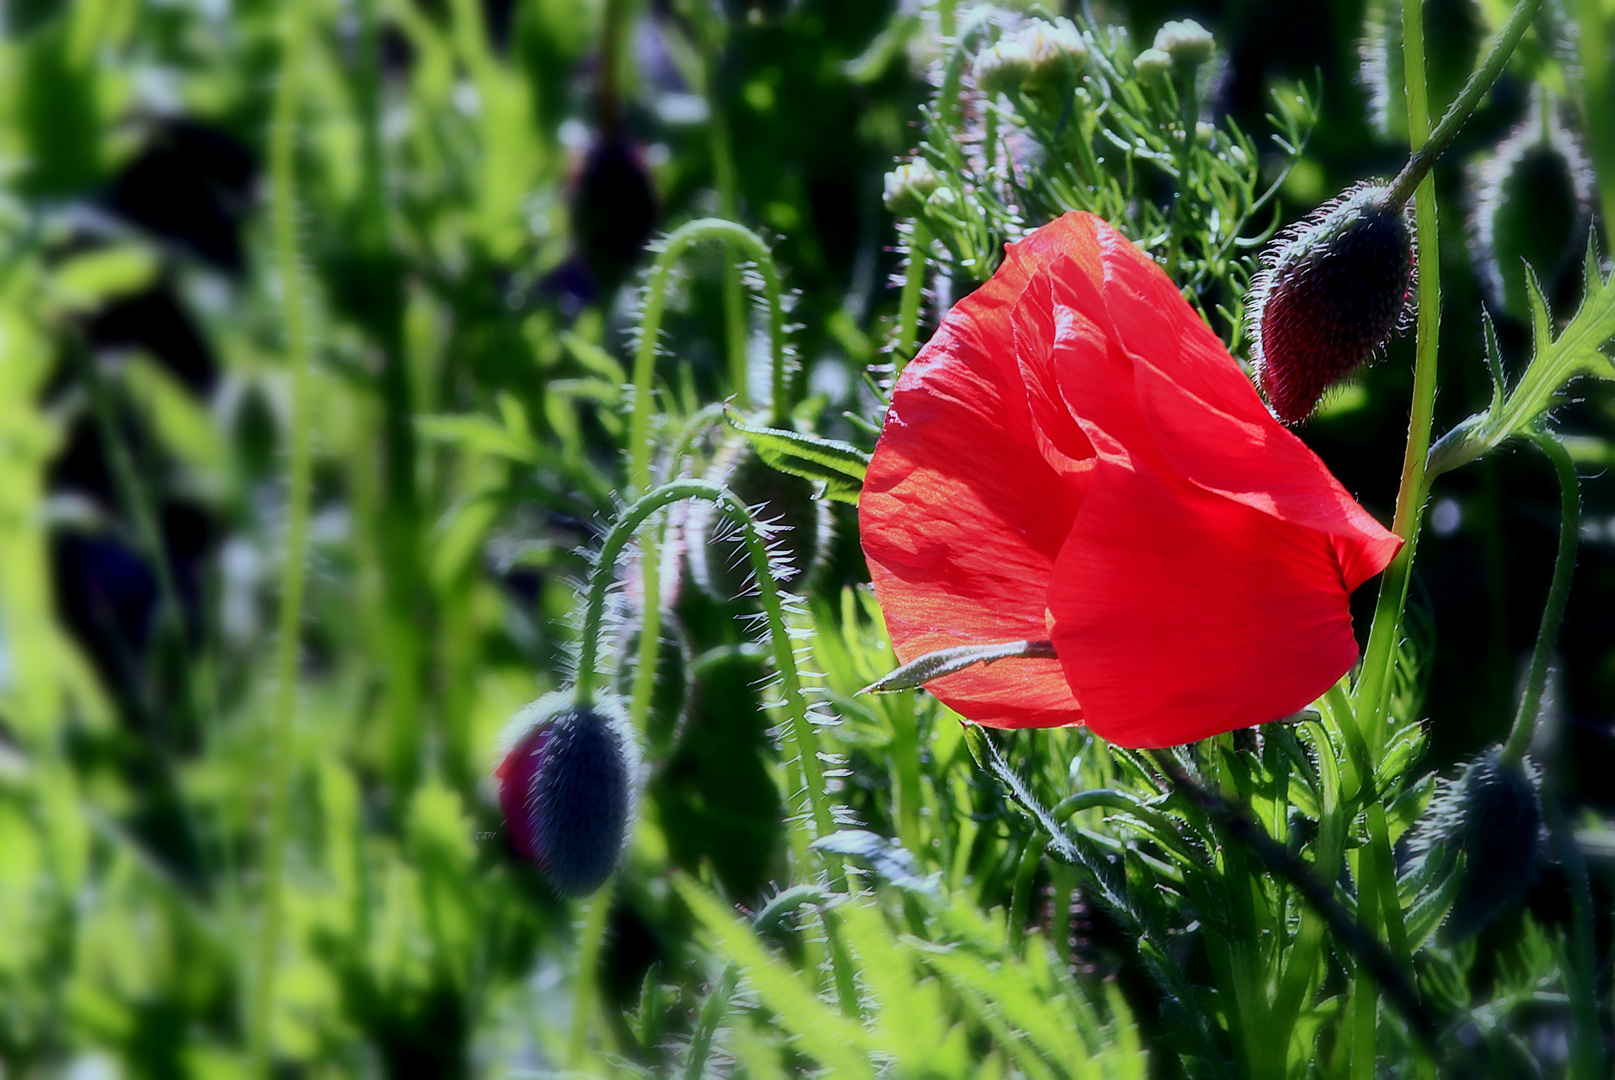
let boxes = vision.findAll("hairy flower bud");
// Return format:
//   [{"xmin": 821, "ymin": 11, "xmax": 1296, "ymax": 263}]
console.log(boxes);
[
  {"xmin": 495, "ymin": 693, "xmax": 640, "ymax": 898},
  {"xmin": 1248, "ymin": 183, "xmax": 1416, "ymax": 424},
  {"xmin": 688, "ymin": 439, "xmax": 831, "ymax": 602},
  {"xmin": 1471, "ymin": 104, "xmax": 1593, "ymax": 322},
  {"xmin": 883, "ymin": 161, "xmax": 942, "ymax": 218},
  {"xmin": 1410, "ymin": 749, "xmax": 1546, "ymax": 943},
  {"xmin": 1153, "ymin": 19, "xmax": 1215, "ymax": 68}
]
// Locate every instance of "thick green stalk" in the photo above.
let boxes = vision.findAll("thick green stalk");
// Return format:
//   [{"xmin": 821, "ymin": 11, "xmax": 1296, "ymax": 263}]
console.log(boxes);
[
  {"xmin": 1501, "ymin": 431, "xmax": 1579, "ymax": 765},
  {"xmin": 1354, "ymin": 0, "xmax": 1442, "ymax": 753},
  {"xmin": 567, "ymin": 884, "xmax": 615, "ymax": 1069},
  {"xmin": 1384, "ymin": 0, "xmax": 1542, "ymax": 209},
  {"xmin": 692, "ymin": 0, "xmax": 750, "ymax": 407},
  {"xmin": 250, "ymin": 0, "xmax": 316, "ymax": 1070}
]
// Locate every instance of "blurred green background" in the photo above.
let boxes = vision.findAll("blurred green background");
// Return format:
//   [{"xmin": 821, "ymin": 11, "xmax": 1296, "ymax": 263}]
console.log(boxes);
[{"xmin": 2, "ymin": 0, "xmax": 1614, "ymax": 1075}]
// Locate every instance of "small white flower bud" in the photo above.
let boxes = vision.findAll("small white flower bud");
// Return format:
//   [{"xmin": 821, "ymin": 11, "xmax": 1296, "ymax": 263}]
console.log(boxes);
[{"xmin": 1153, "ymin": 19, "xmax": 1215, "ymax": 67}]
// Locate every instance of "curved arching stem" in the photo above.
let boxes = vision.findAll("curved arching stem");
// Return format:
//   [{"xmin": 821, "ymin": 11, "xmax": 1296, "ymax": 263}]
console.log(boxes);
[
  {"xmin": 573, "ymin": 481, "xmax": 835, "ymax": 844},
  {"xmin": 1502, "ymin": 431, "xmax": 1580, "ymax": 765},
  {"xmin": 625, "ymin": 220, "xmax": 789, "ymax": 735}
]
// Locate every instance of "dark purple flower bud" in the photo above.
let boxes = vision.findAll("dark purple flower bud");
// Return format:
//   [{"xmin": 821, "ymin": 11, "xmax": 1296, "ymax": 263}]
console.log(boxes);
[
  {"xmin": 495, "ymin": 694, "xmax": 640, "ymax": 898},
  {"xmin": 1247, "ymin": 182, "xmax": 1416, "ymax": 424}
]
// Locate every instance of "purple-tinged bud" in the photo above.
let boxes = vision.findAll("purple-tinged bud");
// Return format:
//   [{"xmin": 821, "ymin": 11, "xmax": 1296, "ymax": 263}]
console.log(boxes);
[
  {"xmin": 1247, "ymin": 182, "xmax": 1416, "ymax": 424},
  {"xmin": 495, "ymin": 693, "xmax": 640, "ymax": 898}
]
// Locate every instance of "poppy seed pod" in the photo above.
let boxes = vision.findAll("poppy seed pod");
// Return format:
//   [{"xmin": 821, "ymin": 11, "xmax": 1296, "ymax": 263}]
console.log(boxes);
[
  {"xmin": 495, "ymin": 693, "xmax": 640, "ymax": 898},
  {"xmin": 1471, "ymin": 105, "xmax": 1593, "ymax": 322},
  {"xmin": 1248, "ymin": 183, "xmax": 1416, "ymax": 424},
  {"xmin": 687, "ymin": 439, "xmax": 831, "ymax": 602}
]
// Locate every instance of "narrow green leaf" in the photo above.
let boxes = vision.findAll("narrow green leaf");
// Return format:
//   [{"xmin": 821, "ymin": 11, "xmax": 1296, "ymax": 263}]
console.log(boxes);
[
  {"xmin": 726, "ymin": 411, "xmax": 869, "ymax": 504},
  {"xmin": 861, "ymin": 640, "xmax": 1056, "ymax": 694}
]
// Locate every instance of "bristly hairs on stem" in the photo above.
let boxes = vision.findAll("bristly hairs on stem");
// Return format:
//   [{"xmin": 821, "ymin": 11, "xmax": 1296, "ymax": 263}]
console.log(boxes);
[{"xmin": 252, "ymin": 0, "xmax": 317, "ymax": 1071}]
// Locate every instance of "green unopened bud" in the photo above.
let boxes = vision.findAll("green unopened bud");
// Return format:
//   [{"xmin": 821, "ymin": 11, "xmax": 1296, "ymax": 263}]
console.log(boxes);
[
  {"xmin": 1018, "ymin": 17, "xmax": 1088, "ymax": 82},
  {"xmin": 973, "ymin": 39, "xmax": 1034, "ymax": 97},
  {"xmin": 883, "ymin": 161, "xmax": 942, "ymax": 218},
  {"xmin": 1153, "ymin": 19, "xmax": 1215, "ymax": 68},
  {"xmin": 1134, "ymin": 48, "xmax": 1172, "ymax": 82}
]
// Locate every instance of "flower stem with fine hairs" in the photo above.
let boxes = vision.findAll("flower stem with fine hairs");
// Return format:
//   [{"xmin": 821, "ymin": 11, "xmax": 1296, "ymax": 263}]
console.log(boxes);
[
  {"xmin": 625, "ymin": 220, "xmax": 787, "ymax": 736},
  {"xmin": 573, "ymin": 481, "xmax": 836, "ymax": 847},
  {"xmin": 1357, "ymin": 0, "xmax": 1540, "ymax": 744},
  {"xmin": 691, "ymin": 0, "xmax": 749, "ymax": 403},
  {"xmin": 895, "ymin": 219, "xmax": 930, "ymax": 373},
  {"xmin": 1502, "ymin": 431, "xmax": 1579, "ymax": 766},
  {"xmin": 251, "ymin": 0, "xmax": 316, "ymax": 1070},
  {"xmin": 1354, "ymin": 0, "xmax": 1442, "ymax": 754},
  {"xmin": 1383, "ymin": 0, "xmax": 1542, "ymax": 209}
]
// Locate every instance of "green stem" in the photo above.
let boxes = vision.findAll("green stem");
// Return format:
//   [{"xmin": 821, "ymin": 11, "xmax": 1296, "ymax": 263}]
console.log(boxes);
[
  {"xmin": 573, "ymin": 482, "xmax": 837, "ymax": 850},
  {"xmin": 895, "ymin": 219, "xmax": 930, "ymax": 371},
  {"xmin": 1007, "ymin": 835, "xmax": 1042, "ymax": 955},
  {"xmin": 1384, "ymin": 0, "xmax": 1542, "ymax": 208},
  {"xmin": 1574, "ymin": 0, "xmax": 1615, "ymax": 233},
  {"xmin": 1167, "ymin": 74, "xmax": 1197, "ymax": 279},
  {"xmin": 691, "ymin": 0, "xmax": 749, "ymax": 406},
  {"xmin": 1501, "ymin": 431, "xmax": 1579, "ymax": 765},
  {"xmin": 625, "ymin": 219, "xmax": 787, "ymax": 731},
  {"xmin": 251, "ymin": 0, "xmax": 316, "ymax": 1070},
  {"xmin": 567, "ymin": 882, "xmax": 615, "ymax": 1069},
  {"xmin": 1544, "ymin": 791, "xmax": 1604, "ymax": 1080},
  {"xmin": 1354, "ymin": 0, "xmax": 1443, "ymax": 755}
]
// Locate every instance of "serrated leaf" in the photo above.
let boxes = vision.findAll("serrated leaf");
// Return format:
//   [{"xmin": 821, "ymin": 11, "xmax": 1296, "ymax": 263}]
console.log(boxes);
[
  {"xmin": 1481, "ymin": 306, "xmax": 1505, "ymax": 413},
  {"xmin": 726, "ymin": 411, "xmax": 869, "ymax": 504},
  {"xmin": 861, "ymin": 640, "xmax": 1056, "ymax": 694}
]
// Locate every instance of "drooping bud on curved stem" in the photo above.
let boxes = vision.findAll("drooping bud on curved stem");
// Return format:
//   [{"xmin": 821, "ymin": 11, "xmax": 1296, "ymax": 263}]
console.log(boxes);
[
  {"xmin": 495, "ymin": 692, "xmax": 640, "ymax": 898},
  {"xmin": 1247, "ymin": 0, "xmax": 1540, "ymax": 424}
]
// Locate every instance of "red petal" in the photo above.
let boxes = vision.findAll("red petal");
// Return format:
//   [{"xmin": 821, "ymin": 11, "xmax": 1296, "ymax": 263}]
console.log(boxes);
[
  {"xmin": 1048, "ymin": 463, "xmax": 1363, "ymax": 748},
  {"xmin": 1089, "ymin": 224, "xmax": 1402, "ymax": 585},
  {"xmin": 860, "ymin": 216, "xmax": 1107, "ymax": 728}
]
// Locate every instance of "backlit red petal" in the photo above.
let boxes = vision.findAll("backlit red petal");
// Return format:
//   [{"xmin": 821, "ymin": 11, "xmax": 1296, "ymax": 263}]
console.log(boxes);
[
  {"xmin": 860, "ymin": 217, "xmax": 1108, "ymax": 727},
  {"xmin": 1048, "ymin": 463, "xmax": 1363, "ymax": 748}
]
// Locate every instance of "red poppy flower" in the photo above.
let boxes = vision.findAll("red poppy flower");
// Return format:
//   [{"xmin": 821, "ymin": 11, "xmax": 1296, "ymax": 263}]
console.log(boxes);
[{"xmin": 860, "ymin": 212, "xmax": 1402, "ymax": 748}]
